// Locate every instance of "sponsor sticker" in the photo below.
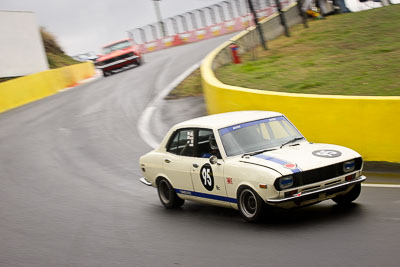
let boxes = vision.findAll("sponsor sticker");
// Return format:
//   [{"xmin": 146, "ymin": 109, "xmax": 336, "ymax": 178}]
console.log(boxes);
[{"xmin": 312, "ymin": 150, "xmax": 342, "ymax": 158}]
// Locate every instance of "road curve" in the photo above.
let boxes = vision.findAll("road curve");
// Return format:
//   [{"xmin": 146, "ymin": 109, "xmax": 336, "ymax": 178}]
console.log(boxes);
[{"xmin": 1, "ymin": 34, "xmax": 400, "ymax": 267}]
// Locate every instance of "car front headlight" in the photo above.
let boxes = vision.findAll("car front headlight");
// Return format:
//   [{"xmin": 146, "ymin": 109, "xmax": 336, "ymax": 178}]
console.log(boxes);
[
  {"xmin": 276, "ymin": 175, "xmax": 293, "ymax": 190},
  {"xmin": 343, "ymin": 160, "xmax": 355, "ymax": 173}
]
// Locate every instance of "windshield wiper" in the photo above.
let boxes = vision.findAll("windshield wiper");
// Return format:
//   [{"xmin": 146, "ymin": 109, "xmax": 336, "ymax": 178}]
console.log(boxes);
[
  {"xmin": 280, "ymin": 137, "xmax": 305, "ymax": 149},
  {"xmin": 242, "ymin": 148, "xmax": 277, "ymax": 158}
]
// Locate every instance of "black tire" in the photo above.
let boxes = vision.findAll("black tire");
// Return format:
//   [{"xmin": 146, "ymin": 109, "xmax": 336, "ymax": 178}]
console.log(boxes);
[
  {"xmin": 102, "ymin": 70, "xmax": 111, "ymax": 77},
  {"xmin": 157, "ymin": 178, "xmax": 184, "ymax": 209},
  {"xmin": 332, "ymin": 184, "xmax": 361, "ymax": 205},
  {"xmin": 237, "ymin": 187, "xmax": 264, "ymax": 222},
  {"xmin": 136, "ymin": 57, "xmax": 143, "ymax": 66}
]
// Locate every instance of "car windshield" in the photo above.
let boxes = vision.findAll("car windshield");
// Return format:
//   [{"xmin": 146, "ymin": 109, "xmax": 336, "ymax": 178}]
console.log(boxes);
[
  {"xmin": 218, "ymin": 116, "xmax": 304, "ymax": 157},
  {"xmin": 102, "ymin": 41, "xmax": 131, "ymax": 54}
]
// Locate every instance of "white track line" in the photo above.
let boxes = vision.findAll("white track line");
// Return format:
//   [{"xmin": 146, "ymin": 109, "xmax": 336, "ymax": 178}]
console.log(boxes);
[
  {"xmin": 138, "ymin": 62, "xmax": 201, "ymax": 149},
  {"xmin": 362, "ymin": 183, "xmax": 400, "ymax": 188}
]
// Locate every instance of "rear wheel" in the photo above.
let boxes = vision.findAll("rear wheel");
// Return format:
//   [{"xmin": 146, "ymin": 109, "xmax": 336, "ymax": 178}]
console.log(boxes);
[
  {"xmin": 157, "ymin": 178, "xmax": 184, "ymax": 209},
  {"xmin": 237, "ymin": 187, "xmax": 264, "ymax": 222},
  {"xmin": 332, "ymin": 184, "xmax": 361, "ymax": 205}
]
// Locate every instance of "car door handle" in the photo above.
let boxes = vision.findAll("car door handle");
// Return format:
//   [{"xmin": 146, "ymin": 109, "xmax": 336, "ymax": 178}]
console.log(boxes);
[
  {"xmin": 165, "ymin": 159, "xmax": 171, "ymax": 163},
  {"xmin": 192, "ymin": 163, "xmax": 199, "ymax": 168}
]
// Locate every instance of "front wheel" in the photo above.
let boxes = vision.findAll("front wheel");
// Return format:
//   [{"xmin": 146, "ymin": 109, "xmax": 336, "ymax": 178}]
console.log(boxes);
[
  {"xmin": 157, "ymin": 178, "xmax": 184, "ymax": 209},
  {"xmin": 237, "ymin": 187, "xmax": 264, "ymax": 222},
  {"xmin": 332, "ymin": 184, "xmax": 361, "ymax": 205},
  {"xmin": 136, "ymin": 57, "xmax": 143, "ymax": 66},
  {"xmin": 102, "ymin": 70, "xmax": 111, "ymax": 77}
]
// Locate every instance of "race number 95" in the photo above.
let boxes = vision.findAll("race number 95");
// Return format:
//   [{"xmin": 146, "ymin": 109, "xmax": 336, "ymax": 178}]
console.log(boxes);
[{"xmin": 200, "ymin": 164, "xmax": 214, "ymax": 191}]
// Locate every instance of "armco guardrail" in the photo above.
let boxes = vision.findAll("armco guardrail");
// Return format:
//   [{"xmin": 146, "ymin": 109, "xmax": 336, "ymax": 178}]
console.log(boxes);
[
  {"xmin": 201, "ymin": 3, "xmax": 400, "ymax": 163},
  {"xmin": 0, "ymin": 62, "xmax": 94, "ymax": 113}
]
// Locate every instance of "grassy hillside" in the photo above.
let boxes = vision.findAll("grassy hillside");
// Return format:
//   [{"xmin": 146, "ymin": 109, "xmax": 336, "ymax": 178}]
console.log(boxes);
[
  {"xmin": 40, "ymin": 27, "xmax": 79, "ymax": 69},
  {"xmin": 215, "ymin": 5, "xmax": 400, "ymax": 96}
]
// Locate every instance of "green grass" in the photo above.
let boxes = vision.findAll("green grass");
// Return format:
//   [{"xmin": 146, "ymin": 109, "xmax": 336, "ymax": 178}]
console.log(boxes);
[
  {"xmin": 41, "ymin": 27, "xmax": 80, "ymax": 69},
  {"xmin": 215, "ymin": 5, "xmax": 400, "ymax": 96},
  {"xmin": 166, "ymin": 68, "xmax": 203, "ymax": 99},
  {"xmin": 0, "ymin": 77, "xmax": 19, "ymax": 83},
  {"xmin": 46, "ymin": 52, "xmax": 79, "ymax": 69}
]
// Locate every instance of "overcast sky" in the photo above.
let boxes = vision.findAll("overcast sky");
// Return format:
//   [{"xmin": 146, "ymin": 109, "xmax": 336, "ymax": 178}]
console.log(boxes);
[{"xmin": 0, "ymin": 0, "xmax": 224, "ymax": 56}]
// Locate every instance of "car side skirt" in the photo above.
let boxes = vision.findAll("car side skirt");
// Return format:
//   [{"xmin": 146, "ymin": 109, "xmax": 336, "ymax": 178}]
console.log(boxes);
[{"xmin": 175, "ymin": 188, "xmax": 237, "ymax": 204}]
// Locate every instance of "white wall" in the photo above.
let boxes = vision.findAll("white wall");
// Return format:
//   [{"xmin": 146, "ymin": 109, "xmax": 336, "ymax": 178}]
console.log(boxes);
[{"xmin": 0, "ymin": 11, "xmax": 49, "ymax": 78}]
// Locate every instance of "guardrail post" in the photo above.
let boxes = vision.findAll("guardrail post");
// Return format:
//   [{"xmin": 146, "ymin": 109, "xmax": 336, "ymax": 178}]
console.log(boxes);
[
  {"xmin": 216, "ymin": 4, "xmax": 226, "ymax": 21},
  {"xmin": 168, "ymin": 17, "xmax": 179, "ymax": 34},
  {"xmin": 178, "ymin": 15, "xmax": 189, "ymax": 32},
  {"xmin": 206, "ymin": 7, "xmax": 217, "ymax": 24},
  {"xmin": 196, "ymin": 9, "xmax": 207, "ymax": 27},
  {"xmin": 188, "ymin": 12, "xmax": 198, "ymax": 29},
  {"xmin": 233, "ymin": 0, "xmax": 244, "ymax": 15},
  {"xmin": 149, "ymin": 24, "xmax": 158, "ymax": 40},
  {"xmin": 223, "ymin": 1, "xmax": 235, "ymax": 19},
  {"xmin": 139, "ymin": 28, "xmax": 147, "ymax": 43},
  {"xmin": 274, "ymin": 0, "xmax": 290, "ymax": 37}
]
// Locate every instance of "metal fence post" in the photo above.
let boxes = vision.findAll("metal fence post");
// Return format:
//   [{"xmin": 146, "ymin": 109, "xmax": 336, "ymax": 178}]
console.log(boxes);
[
  {"xmin": 274, "ymin": 0, "xmax": 290, "ymax": 37},
  {"xmin": 247, "ymin": 0, "xmax": 267, "ymax": 50},
  {"xmin": 297, "ymin": 0, "xmax": 309, "ymax": 28}
]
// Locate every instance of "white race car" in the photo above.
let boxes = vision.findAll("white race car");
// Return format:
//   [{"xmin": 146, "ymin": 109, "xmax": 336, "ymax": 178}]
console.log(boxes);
[{"xmin": 139, "ymin": 111, "xmax": 366, "ymax": 222}]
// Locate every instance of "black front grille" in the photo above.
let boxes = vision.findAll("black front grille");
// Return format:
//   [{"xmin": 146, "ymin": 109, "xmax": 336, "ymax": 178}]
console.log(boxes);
[
  {"xmin": 294, "ymin": 157, "xmax": 362, "ymax": 187},
  {"xmin": 275, "ymin": 157, "xmax": 363, "ymax": 190},
  {"xmin": 103, "ymin": 52, "xmax": 134, "ymax": 65}
]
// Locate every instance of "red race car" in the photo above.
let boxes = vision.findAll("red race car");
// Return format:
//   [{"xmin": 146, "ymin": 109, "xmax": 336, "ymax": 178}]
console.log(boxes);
[{"xmin": 95, "ymin": 38, "xmax": 143, "ymax": 77}]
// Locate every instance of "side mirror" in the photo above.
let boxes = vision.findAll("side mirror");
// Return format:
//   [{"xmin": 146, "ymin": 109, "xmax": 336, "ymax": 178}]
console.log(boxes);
[{"xmin": 209, "ymin": 155, "xmax": 220, "ymax": 165}]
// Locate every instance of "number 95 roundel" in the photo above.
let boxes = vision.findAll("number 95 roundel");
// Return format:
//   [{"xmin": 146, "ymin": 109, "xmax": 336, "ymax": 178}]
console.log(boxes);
[{"xmin": 200, "ymin": 164, "xmax": 214, "ymax": 191}]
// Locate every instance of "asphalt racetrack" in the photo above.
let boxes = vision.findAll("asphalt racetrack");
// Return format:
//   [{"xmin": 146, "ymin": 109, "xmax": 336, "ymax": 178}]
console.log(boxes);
[{"xmin": 1, "ymin": 35, "xmax": 399, "ymax": 267}]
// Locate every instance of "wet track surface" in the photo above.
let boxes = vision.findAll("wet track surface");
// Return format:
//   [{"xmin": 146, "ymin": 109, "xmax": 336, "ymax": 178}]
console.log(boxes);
[{"xmin": 1, "ymin": 35, "xmax": 400, "ymax": 267}]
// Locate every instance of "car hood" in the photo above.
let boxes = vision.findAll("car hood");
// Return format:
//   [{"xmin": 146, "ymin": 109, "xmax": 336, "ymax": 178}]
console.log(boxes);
[
  {"xmin": 97, "ymin": 48, "xmax": 133, "ymax": 61},
  {"xmin": 238, "ymin": 142, "xmax": 361, "ymax": 176}
]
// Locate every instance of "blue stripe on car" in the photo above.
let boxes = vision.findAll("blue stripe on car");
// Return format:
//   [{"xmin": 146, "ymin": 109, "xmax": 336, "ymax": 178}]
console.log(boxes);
[
  {"xmin": 254, "ymin": 154, "xmax": 302, "ymax": 173},
  {"xmin": 175, "ymin": 189, "xmax": 237, "ymax": 203}
]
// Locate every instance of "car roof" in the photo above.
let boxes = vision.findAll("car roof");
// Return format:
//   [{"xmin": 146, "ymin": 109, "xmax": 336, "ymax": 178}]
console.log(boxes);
[{"xmin": 173, "ymin": 111, "xmax": 283, "ymax": 130}]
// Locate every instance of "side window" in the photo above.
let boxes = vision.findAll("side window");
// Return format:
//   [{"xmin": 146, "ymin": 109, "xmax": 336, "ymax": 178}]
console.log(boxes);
[
  {"xmin": 167, "ymin": 132, "xmax": 179, "ymax": 154},
  {"xmin": 167, "ymin": 129, "xmax": 194, "ymax": 157},
  {"xmin": 196, "ymin": 129, "xmax": 221, "ymax": 159}
]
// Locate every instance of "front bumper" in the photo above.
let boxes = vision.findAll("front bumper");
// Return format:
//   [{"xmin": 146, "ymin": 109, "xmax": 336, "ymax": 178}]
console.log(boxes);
[
  {"xmin": 139, "ymin": 177, "xmax": 152, "ymax": 186},
  {"xmin": 267, "ymin": 175, "xmax": 366, "ymax": 204},
  {"xmin": 96, "ymin": 55, "xmax": 139, "ymax": 69}
]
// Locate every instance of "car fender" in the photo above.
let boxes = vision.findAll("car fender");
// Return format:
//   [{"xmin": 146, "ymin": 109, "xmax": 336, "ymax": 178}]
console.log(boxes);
[{"xmin": 225, "ymin": 161, "xmax": 279, "ymax": 200}]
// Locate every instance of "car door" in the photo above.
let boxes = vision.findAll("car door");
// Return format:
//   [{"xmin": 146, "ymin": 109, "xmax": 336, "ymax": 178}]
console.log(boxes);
[
  {"xmin": 163, "ymin": 129, "xmax": 195, "ymax": 191},
  {"xmin": 190, "ymin": 129, "xmax": 231, "ymax": 205}
]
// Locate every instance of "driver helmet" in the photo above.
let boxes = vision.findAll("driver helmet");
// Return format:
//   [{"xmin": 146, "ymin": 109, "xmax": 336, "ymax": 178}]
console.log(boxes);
[{"xmin": 209, "ymin": 135, "xmax": 218, "ymax": 150}]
